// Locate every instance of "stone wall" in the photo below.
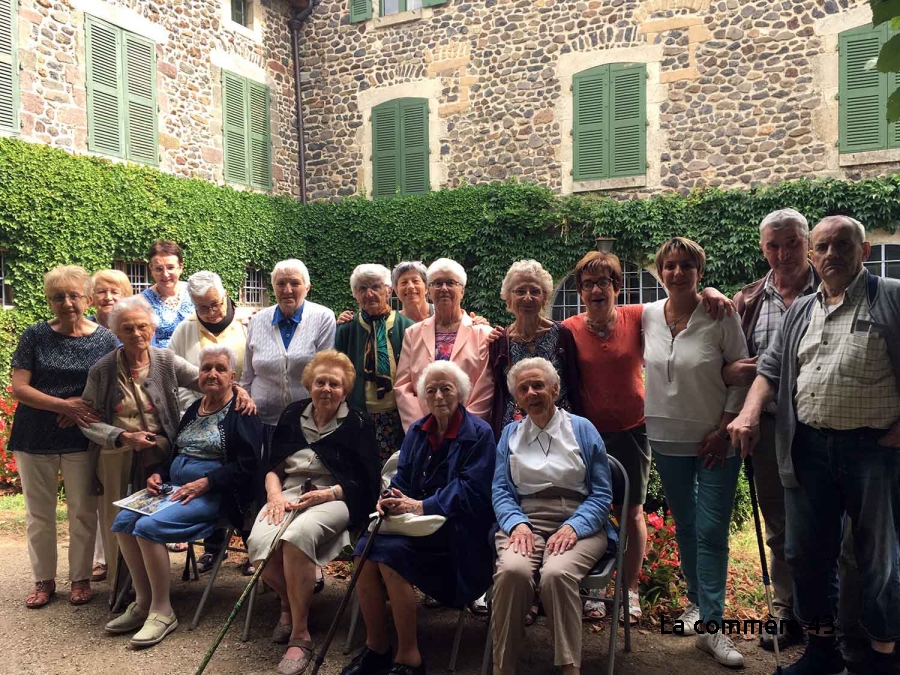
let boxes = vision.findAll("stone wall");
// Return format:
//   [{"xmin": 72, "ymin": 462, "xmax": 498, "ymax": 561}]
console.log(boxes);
[
  {"xmin": 296, "ymin": 0, "xmax": 899, "ymax": 201},
  {"xmin": 8, "ymin": 0, "xmax": 300, "ymax": 196}
]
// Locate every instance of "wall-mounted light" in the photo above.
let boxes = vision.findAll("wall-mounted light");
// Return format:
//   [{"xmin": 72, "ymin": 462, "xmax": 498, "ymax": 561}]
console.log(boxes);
[{"xmin": 594, "ymin": 236, "xmax": 617, "ymax": 254}]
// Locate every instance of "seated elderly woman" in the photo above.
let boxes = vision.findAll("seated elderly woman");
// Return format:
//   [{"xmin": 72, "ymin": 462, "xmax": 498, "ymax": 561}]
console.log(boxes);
[
  {"xmin": 341, "ymin": 360, "xmax": 496, "ymax": 675},
  {"xmin": 246, "ymin": 350, "xmax": 380, "ymax": 675},
  {"xmin": 394, "ymin": 258, "xmax": 494, "ymax": 432},
  {"xmin": 335, "ymin": 264, "xmax": 414, "ymax": 466},
  {"xmin": 102, "ymin": 346, "xmax": 262, "ymax": 647},
  {"xmin": 491, "ymin": 357, "xmax": 615, "ymax": 675}
]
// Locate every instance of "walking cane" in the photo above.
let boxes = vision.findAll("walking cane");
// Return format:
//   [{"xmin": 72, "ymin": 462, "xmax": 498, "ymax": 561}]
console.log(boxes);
[
  {"xmin": 109, "ymin": 449, "xmax": 141, "ymax": 612},
  {"xmin": 744, "ymin": 456, "xmax": 784, "ymax": 675},
  {"xmin": 310, "ymin": 511, "xmax": 386, "ymax": 675}
]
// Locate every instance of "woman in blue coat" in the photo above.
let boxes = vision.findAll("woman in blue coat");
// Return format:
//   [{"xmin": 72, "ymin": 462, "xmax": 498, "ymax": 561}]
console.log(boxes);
[{"xmin": 340, "ymin": 360, "xmax": 496, "ymax": 675}]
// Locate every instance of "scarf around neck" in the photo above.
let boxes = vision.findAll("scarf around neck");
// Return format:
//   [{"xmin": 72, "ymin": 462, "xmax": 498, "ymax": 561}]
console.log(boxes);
[
  {"xmin": 198, "ymin": 297, "xmax": 236, "ymax": 335},
  {"xmin": 362, "ymin": 309, "xmax": 393, "ymax": 399}
]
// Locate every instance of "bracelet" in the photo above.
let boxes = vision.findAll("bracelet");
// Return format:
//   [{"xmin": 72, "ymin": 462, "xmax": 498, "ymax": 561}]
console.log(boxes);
[{"xmin": 331, "ymin": 486, "xmax": 339, "ymax": 501}]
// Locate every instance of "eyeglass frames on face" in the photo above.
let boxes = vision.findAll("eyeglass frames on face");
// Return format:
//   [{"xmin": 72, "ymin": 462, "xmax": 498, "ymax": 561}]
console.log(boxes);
[
  {"xmin": 50, "ymin": 293, "xmax": 86, "ymax": 303},
  {"xmin": 429, "ymin": 279, "xmax": 461, "ymax": 289},
  {"xmin": 196, "ymin": 300, "xmax": 224, "ymax": 314},
  {"xmin": 580, "ymin": 278, "xmax": 613, "ymax": 291}
]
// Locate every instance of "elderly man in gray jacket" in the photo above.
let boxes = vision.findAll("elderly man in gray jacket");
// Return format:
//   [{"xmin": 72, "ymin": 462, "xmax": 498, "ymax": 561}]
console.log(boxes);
[{"xmin": 729, "ymin": 215, "xmax": 900, "ymax": 675}]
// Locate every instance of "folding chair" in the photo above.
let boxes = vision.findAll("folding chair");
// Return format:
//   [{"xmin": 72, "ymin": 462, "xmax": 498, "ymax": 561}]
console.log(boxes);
[
  {"xmin": 183, "ymin": 525, "xmax": 250, "ymax": 629},
  {"xmin": 479, "ymin": 454, "xmax": 632, "ymax": 675}
]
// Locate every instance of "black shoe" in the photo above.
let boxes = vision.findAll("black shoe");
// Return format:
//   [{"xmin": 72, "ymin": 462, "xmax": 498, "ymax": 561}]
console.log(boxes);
[
  {"xmin": 340, "ymin": 647, "xmax": 392, "ymax": 675},
  {"xmin": 782, "ymin": 640, "xmax": 848, "ymax": 675},
  {"xmin": 386, "ymin": 663, "xmax": 425, "ymax": 675},
  {"xmin": 759, "ymin": 620, "xmax": 806, "ymax": 652},
  {"xmin": 197, "ymin": 553, "xmax": 216, "ymax": 574},
  {"xmin": 314, "ymin": 570, "xmax": 325, "ymax": 594},
  {"xmin": 837, "ymin": 635, "xmax": 869, "ymax": 672},
  {"xmin": 854, "ymin": 649, "xmax": 894, "ymax": 675}
]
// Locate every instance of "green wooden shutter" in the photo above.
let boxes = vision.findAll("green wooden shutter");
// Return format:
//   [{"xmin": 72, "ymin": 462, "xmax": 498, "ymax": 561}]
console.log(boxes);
[
  {"xmin": 888, "ymin": 28, "xmax": 900, "ymax": 149},
  {"xmin": 248, "ymin": 81, "xmax": 272, "ymax": 190},
  {"xmin": 123, "ymin": 32, "xmax": 157, "ymax": 165},
  {"xmin": 573, "ymin": 66, "xmax": 608, "ymax": 181},
  {"xmin": 421, "ymin": 0, "xmax": 446, "ymax": 7},
  {"xmin": 609, "ymin": 63, "xmax": 646, "ymax": 178},
  {"xmin": 839, "ymin": 25, "xmax": 887, "ymax": 153},
  {"xmin": 350, "ymin": 0, "xmax": 371, "ymax": 23},
  {"xmin": 372, "ymin": 101, "xmax": 400, "ymax": 198},
  {"xmin": 86, "ymin": 16, "xmax": 124, "ymax": 157},
  {"xmin": 0, "ymin": 0, "xmax": 17, "ymax": 131},
  {"xmin": 222, "ymin": 71, "xmax": 248, "ymax": 185},
  {"xmin": 400, "ymin": 98, "xmax": 429, "ymax": 195}
]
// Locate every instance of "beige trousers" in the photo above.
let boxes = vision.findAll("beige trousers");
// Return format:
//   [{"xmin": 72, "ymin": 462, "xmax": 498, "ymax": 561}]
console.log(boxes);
[
  {"xmin": 15, "ymin": 450, "xmax": 98, "ymax": 583},
  {"xmin": 96, "ymin": 447, "xmax": 133, "ymax": 584},
  {"xmin": 491, "ymin": 496, "xmax": 608, "ymax": 672}
]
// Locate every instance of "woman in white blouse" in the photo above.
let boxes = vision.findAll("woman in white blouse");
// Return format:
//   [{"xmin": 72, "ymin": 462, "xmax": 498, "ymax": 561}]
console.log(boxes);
[
  {"xmin": 491, "ymin": 357, "xmax": 615, "ymax": 675},
  {"xmin": 240, "ymin": 259, "xmax": 336, "ymax": 450},
  {"xmin": 642, "ymin": 237, "xmax": 749, "ymax": 669}
]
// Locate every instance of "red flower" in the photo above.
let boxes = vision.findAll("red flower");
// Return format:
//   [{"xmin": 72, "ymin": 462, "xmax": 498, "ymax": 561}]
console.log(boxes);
[{"xmin": 647, "ymin": 513, "xmax": 664, "ymax": 530}]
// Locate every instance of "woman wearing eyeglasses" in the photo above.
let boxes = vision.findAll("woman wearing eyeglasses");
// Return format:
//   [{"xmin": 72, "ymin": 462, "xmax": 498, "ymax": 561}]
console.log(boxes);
[
  {"xmin": 394, "ymin": 258, "xmax": 495, "ymax": 432},
  {"xmin": 140, "ymin": 240, "xmax": 195, "ymax": 348},
  {"xmin": 9, "ymin": 265, "xmax": 117, "ymax": 608}
]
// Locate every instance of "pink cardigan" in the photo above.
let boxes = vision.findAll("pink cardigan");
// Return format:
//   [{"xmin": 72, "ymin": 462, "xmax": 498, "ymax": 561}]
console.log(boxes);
[{"xmin": 394, "ymin": 313, "xmax": 495, "ymax": 431}]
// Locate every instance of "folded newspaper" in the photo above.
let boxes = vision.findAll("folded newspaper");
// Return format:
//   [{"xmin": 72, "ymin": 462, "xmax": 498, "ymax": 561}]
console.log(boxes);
[{"xmin": 114, "ymin": 487, "xmax": 181, "ymax": 516}]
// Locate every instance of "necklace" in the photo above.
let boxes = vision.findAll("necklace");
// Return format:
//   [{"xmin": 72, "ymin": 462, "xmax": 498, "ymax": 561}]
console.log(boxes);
[
  {"xmin": 585, "ymin": 314, "xmax": 615, "ymax": 338},
  {"xmin": 666, "ymin": 312, "xmax": 688, "ymax": 332},
  {"xmin": 200, "ymin": 396, "xmax": 230, "ymax": 415}
]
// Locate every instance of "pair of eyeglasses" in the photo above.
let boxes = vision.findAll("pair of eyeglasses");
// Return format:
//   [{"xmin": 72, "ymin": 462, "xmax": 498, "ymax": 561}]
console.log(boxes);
[
  {"xmin": 355, "ymin": 283, "xmax": 385, "ymax": 294},
  {"xmin": 196, "ymin": 301, "xmax": 224, "ymax": 314},
  {"xmin": 50, "ymin": 293, "xmax": 86, "ymax": 303},
  {"xmin": 512, "ymin": 288, "xmax": 543, "ymax": 298},
  {"xmin": 429, "ymin": 280, "xmax": 461, "ymax": 289},
  {"xmin": 580, "ymin": 278, "xmax": 613, "ymax": 291}
]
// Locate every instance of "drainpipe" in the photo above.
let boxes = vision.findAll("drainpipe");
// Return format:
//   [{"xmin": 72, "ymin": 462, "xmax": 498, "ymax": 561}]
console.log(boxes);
[{"xmin": 289, "ymin": 1, "xmax": 316, "ymax": 204}]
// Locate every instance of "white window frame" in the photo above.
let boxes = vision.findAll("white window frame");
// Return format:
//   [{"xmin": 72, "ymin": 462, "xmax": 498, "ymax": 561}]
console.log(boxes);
[
  {"xmin": 550, "ymin": 262, "xmax": 667, "ymax": 321},
  {"xmin": 865, "ymin": 243, "xmax": 900, "ymax": 279},
  {"xmin": 114, "ymin": 259, "xmax": 152, "ymax": 295},
  {"xmin": 239, "ymin": 268, "xmax": 268, "ymax": 307}
]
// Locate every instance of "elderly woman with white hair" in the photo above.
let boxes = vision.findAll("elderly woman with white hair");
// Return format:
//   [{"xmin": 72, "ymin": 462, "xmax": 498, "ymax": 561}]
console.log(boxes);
[
  {"xmin": 102, "ymin": 345, "xmax": 262, "ymax": 648},
  {"xmin": 394, "ymin": 258, "xmax": 495, "ymax": 432},
  {"xmin": 335, "ymin": 264, "xmax": 415, "ymax": 465},
  {"xmin": 341, "ymin": 360, "xmax": 496, "ymax": 675},
  {"xmin": 491, "ymin": 357, "xmax": 615, "ymax": 675},
  {"xmin": 9, "ymin": 265, "xmax": 117, "ymax": 608},
  {"xmin": 241, "ymin": 259, "xmax": 336, "ymax": 445}
]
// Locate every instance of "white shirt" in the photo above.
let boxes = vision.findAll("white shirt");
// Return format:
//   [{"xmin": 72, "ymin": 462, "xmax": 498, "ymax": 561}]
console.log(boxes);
[
  {"xmin": 240, "ymin": 302, "xmax": 336, "ymax": 425},
  {"xmin": 642, "ymin": 300, "xmax": 749, "ymax": 455},
  {"xmin": 508, "ymin": 408, "xmax": 587, "ymax": 496}
]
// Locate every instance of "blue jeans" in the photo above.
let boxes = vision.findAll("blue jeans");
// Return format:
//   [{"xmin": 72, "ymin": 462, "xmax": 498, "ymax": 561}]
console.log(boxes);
[
  {"xmin": 652, "ymin": 451, "xmax": 741, "ymax": 626},
  {"xmin": 785, "ymin": 423, "xmax": 900, "ymax": 642}
]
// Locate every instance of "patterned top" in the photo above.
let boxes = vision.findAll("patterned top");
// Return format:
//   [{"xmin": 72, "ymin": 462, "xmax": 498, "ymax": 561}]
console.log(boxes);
[
  {"xmin": 141, "ymin": 283, "xmax": 195, "ymax": 348},
  {"xmin": 796, "ymin": 270, "xmax": 900, "ymax": 430},
  {"xmin": 178, "ymin": 398, "xmax": 233, "ymax": 462},
  {"xmin": 112, "ymin": 357, "xmax": 162, "ymax": 437},
  {"xmin": 9, "ymin": 321, "xmax": 117, "ymax": 453},
  {"xmin": 434, "ymin": 331, "xmax": 457, "ymax": 361},
  {"xmin": 750, "ymin": 267, "xmax": 818, "ymax": 358},
  {"xmin": 500, "ymin": 323, "xmax": 571, "ymax": 429}
]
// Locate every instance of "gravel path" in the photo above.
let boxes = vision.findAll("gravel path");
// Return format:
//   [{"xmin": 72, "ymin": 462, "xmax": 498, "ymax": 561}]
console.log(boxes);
[{"xmin": 0, "ymin": 536, "xmax": 801, "ymax": 674}]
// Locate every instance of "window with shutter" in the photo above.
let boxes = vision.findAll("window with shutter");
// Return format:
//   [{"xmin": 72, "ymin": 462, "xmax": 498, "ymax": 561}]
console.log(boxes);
[
  {"xmin": 248, "ymin": 82, "xmax": 271, "ymax": 189},
  {"xmin": 349, "ymin": 0, "xmax": 372, "ymax": 23},
  {"xmin": 222, "ymin": 71, "xmax": 272, "ymax": 190},
  {"xmin": 372, "ymin": 101, "xmax": 400, "ymax": 197},
  {"xmin": 609, "ymin": 63, "xmax": 646, "ymax": 178},
  {"xmin": 400, "ymin": 98, "xmax": 429, "ymax": 195},
  {"xmin": 0, "ymin": 0, "xmax": 17, "ymax": 131},
  {"xmin": 839, "ymin": 25, "xmax": 887, "ymax": 153},
  {"xmin": 123, "ymin": 33, "xmax": 158, "ymax": 165},
  {"xmin": 573, "ymin": 68, "xmax": 607, "ymax": 181},
  {"xmin": 371, "ymin": 98, "xmax": 430, "ymax": 198}
]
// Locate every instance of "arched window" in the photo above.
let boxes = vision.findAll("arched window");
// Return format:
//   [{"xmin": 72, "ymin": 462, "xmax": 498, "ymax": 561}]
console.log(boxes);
[
  {"xmin": 550, "ymin": 262, "xmax": 666, "ymax": 321},
  {"xmin": 114, "ymin": 260, "xmax": 152, "ymax": 295},
  {"xmin": 865, "ymin": 243, "xmax": 900, "ymax": 279},
  {"xmin": 240, "ymin": 268, "xmax": 269, "ymax": 307}
]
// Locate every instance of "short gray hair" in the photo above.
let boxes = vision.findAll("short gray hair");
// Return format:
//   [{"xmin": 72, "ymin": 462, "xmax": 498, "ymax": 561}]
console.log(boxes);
[
  {"xmin": 416, "ymin": 360, "xmax": 472, "ymax": 404},
  {"xmin": 500, "ymin": 259, "xmax": 554, "ymax": 305},
  {"xmin": 506, "ymin": 356, "xmax": 560, "ymax": 396},
  {"xmin": 271, "ymin": 259, "xmax": 310, "ymax": 287},
  {"xmin": 392, "ymin": 261, "xmax": 427, "ymax": 288},
  {"xmin": 426, "ymin": 258, "xmax": 467, "ymax": 288},
  {"xmin": 759, "ymin": 208, "xmax": 809, "ymax": 239},
  {"xmin": 815, "ymin": 215, "xmax": 867, "ymax": 245},
  {"xmin": 187, "ymin": 271, "xmax": 226, "ymax": 301},
  {"xmin": 350, "ymin": 264, "xmax": 392, "ymax": 293},
  {"xmin": 109, "ymin": 295, "xmax": 158, "ymax": 335},
  {"xmin": 199, "ymin": 344, "xmax": 237, "ymax": 371}
]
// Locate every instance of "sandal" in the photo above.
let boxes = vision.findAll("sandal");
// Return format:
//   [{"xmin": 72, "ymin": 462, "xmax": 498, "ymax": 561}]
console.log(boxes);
[
  {"xmin": 277, "ymin": 638, "xmax": 315, "ymax": 675},
  {"xmin": 524, "ymin": 603, "xmax": 539, "ymax": 627},
  {"xmin": 25, "ymin": 579, "xmax": 56, "ymax": 609},
  {"xmin": 582, "ymin": 599, "xmax": 606, "ymax": 622},
  {"xmin": 69, "ymin": 579, "xmax": 93, "ymax": 605},
  {"xmin": 92, "ymin": 562, "xmax": 108, "ymax": 582},
  {"xmin": 619, "ymin": 590, "xmax": 641, "ymax": 624}
]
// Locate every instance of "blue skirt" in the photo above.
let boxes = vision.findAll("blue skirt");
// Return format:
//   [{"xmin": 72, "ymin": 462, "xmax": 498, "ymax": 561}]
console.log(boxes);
[{"xmin": 111, "ymin": 454, "xmax": 223, "ymax": 544}]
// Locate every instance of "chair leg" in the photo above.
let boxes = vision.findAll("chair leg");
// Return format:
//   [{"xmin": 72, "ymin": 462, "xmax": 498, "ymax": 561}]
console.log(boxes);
[
  {"xmin": 623, "ymin": 582, "xmax": 632, "ymax": 653},
  {"xmin": 183, "ymin": 544, "xmax": 195, "ymax": 582},
  {"xmin": 242, "ymin": 581, "xmax": 258, "ymax": 642},
  {"xmin": 480, "ymin": 602, "xmax": 492, "ymax": 675},
  {"xmin": 191, "ymin": 534, "xmax": 231, "ymax": 629},
  {"xmin": 343, "ymin": 591, "xmax": 360, "ymax": 655},
  {"xmin": 448, "ymin": 607, "xmax": 466, "ymax": 672},
  {"xmin": 607, "ymin": 579, "xmax": 623, "ymax": 675}
]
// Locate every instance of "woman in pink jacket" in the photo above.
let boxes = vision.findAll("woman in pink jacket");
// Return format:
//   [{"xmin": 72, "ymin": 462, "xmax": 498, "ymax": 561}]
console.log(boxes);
[{"xmin": 394, "ymin": 258, "xmax": 495, "ymax": 432}]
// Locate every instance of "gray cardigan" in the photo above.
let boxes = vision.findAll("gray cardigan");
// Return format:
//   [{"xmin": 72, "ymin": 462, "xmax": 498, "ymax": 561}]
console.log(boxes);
[
  {"xmin": 81, "ymin": 346, "xmax": 199, "ymax": 452},
  {"xmin": 757, "ymin": 269, "xmax": 900, "ymax": 488}
]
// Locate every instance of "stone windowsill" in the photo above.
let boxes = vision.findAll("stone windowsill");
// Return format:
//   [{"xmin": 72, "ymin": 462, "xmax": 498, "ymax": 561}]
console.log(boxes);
[
  {"xmin": 225, "ymin": 19, "xmax": 262, "ymax": 43},
  {"xmin": 572, "ymin": 174, "xmax": 647, "ymax": 193},
  {"xmin": 373, "ymin": 8, "xmax": 423, "ymax": 28},
  {"xmin": 838, "ymin": 148, "xmax": 900, "ymax": 167},
  {"xmin": 0, "ymin": 127, "xmax": 20, "ymax": 139}
]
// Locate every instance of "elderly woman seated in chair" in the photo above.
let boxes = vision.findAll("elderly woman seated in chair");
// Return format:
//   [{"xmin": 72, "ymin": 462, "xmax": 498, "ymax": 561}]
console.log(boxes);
[
  {"xmin": 104, "ymin": 345, "xmax": 262, "ymax": 648},
  {"xmin": 246, "ymin": 349, "xmax": 381, "ymax": 675},
  {"xmin": 491, "ymin": 357, "xmax": 615, "ymax": 675},
  {"xmin": 341, "ymin": 360, "xmax": 496, "ymax": 675}
]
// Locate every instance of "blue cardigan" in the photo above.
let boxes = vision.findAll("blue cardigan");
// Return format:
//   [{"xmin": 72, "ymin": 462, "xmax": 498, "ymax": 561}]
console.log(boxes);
[
  {"xmin": 392, "ymin": 406, "xmax": 497, "ymax": 605},
  {"xmin": 492, "ymin": 410, "xmax": 617, "ymax": 545}
]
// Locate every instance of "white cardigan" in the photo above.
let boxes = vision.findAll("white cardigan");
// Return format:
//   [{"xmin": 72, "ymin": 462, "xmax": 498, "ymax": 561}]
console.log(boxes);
[
  {"xmin": 642, "ymin": 300, "xmax": 749, "ymax": 456},
  {"xmin": 240, "ymin": 301, "xmax": 336, "ymax": 425}
]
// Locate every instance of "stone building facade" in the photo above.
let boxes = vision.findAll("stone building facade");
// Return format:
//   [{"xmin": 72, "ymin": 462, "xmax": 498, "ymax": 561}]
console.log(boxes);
[{"xmin": 295, "ymin": 0, "xmax": 900, "ymax": 201}]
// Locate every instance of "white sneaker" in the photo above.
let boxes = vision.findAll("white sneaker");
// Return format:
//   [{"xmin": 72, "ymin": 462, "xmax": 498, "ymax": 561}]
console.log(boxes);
[
  {"xmin": 696, "ymin": 631, "xmax": 744, "ymax": 668},
  {"xmin": 675, "ymin": 603, "xmax": 701, "ymax": 635}
]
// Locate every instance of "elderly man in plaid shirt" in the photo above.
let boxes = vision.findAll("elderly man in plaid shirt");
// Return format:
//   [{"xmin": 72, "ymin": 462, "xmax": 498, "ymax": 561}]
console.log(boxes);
[{"xmin": 729, "ymin": 215, "xmax": 900, "ymax": 675}]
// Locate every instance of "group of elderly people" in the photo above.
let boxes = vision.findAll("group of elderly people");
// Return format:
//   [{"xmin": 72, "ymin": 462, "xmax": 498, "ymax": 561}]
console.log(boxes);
[{"xmin": 9, "ymin": 211, "xmax": 900, "ymax": 675}]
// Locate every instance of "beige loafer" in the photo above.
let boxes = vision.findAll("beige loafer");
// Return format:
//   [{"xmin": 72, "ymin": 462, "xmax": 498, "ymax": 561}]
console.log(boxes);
[
  {"xmin": 272, "ymin": 620, "xmax": 292, "ymax": 644},
  {"xmin": 277, "ymin": 638, "xmax": 314, "ymax": 675},
  {"xmin": 105, "ymin": 602, "xmax": 149, "ymax": 635},
  {"xmin": 130, "ymin": 612, "xmax": 178, "ymax": 648}
]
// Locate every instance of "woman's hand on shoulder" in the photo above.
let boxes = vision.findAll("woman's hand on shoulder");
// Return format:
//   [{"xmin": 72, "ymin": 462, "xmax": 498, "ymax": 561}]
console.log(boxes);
[
  {"xmin": 336, "ymin": 310, "xmax": 354, "ymax": 325},
  {"xmin": 546, "ymin": 524, "xmax": 577, "ymax": 556},
  {"xmin": 232, "ymin": 386, "xmax": 257, "ymax": 416},
  {"xmin": 378, "ymin": 487, "xmax": 423, "ymax": 517},
  {"xmin": 699, "ymin": 287, "xmax": 735, "ymax": 320},
  {"xmin": 507, "ymin": 522, "xmax": 535, "ymax": 557},
  {"xmin": 485, "ymin": 325, "xmax": 504, "ymax": 344}
]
